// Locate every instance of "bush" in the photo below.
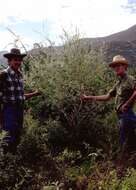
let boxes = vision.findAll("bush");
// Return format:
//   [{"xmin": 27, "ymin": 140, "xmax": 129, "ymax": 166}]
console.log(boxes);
[{"xmin": 23, "ymin": 33, "xmax": 119, "ymax": 155}]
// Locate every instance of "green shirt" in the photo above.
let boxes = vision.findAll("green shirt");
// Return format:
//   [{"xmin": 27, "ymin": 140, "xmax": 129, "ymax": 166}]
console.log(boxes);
[{"xmin": 109, "ymin": 74, "xmax": 136, "ymax": 111}]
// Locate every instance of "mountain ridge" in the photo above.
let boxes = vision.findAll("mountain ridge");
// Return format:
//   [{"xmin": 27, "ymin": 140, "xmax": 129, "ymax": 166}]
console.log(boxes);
[
  {"xmin": 78, "ymin": 25, "xmax": 136, "ymax": 65},
  {"xmin": 0, "ymin": 24, "xmax": 136, "ymax": 66},
  {"xmin": 82, "ymin": 24, "xmax": 136, "ymax": 43}
]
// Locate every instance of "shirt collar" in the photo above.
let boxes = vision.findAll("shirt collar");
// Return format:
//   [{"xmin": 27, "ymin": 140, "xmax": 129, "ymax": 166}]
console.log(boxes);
[
  {"xmin": 117, "ymin": 73, "xmax": 128, "ymax": 82},
  {"xmin": 6, "ymin": 66, "xmax": 22, "ymax": 77}
]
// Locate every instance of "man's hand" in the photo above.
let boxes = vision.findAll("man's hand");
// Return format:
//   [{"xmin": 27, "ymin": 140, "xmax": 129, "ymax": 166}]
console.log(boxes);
[
  {"xmin": 25, "ymin": 89, "xmax": 42, "ymax": 100},
  {"xmin": 32, "ymin": 90, "xmax": 42, "ymax": 97},
  {"xmin": 80, "ymin": 94, "xmax": 95, "ymax": 101},
  {"xmin": 120, "ymin": 103, "xmax": 129, "ymax": 113},
  {"xmin": 119, "ymin": 90, "xmax": 136, "ymax": 113}
]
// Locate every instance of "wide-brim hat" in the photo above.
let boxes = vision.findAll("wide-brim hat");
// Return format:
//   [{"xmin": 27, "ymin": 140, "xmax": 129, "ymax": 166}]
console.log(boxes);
[
  {"xmin": 109, "ymin": 55, "xmax": 128, "ymax": 68},
  {"xmin": 3, "ymin": 48, "xmax": 27, "ymax": 59}
]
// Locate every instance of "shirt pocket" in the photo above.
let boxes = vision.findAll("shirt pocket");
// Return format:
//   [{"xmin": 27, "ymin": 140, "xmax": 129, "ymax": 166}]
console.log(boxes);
[{"xmin": 119, "ymin": 84, "xmax": 133, "ymax": 97}]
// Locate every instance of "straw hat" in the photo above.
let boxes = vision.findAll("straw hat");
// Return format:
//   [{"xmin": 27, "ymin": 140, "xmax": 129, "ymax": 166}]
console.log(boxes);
[{"xmin": 109, "ymin": 55, "xmax": 128, "ymax": 67}]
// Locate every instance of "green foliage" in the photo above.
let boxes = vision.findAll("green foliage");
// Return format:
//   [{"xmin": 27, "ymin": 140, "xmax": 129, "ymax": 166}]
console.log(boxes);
[
  {"xmin": 1, "ymin": 32, "xmax": 136, "ymax": 189},
  {"xmin": 25, "ymin": 34, "xmax": 108, "ymax": 106},
  {"xmin": 22, "ymin": 33, "xmax": 120, "ymax": 157},
  {"xmin": 121, "ymin": 168, "xmax": 136, "ymax": 190},
  {"xmin": 0, "ymin": 130, "xmax": 7, "ymax": 154},
  {"xmin": 58, "ymin": 148, "xmax": 82, "ymax": 163},
  {"xmin": 0, "ymin": 114, "xmax": 61, "ymax": 190},
  {"xmin": 46, "ymin": 119, "xmax": 69, "ymax": 152},
  {"xmin": 88, "ymin": 169, "xmax": 120, "ymax": 190},
  {"xmin": 87, "ymin": 167, "xmax": 136, "ymax": 190}
]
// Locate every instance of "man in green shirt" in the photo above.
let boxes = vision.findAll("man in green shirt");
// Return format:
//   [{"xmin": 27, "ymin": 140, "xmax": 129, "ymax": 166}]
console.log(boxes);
[{"xmin": 81, "ymin": 55, "xmax": 136, "ymax": 155}]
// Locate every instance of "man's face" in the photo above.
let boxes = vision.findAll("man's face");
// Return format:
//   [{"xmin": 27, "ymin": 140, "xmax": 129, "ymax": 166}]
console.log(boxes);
[
  {"xmin": 112, "ymin": 64, "xmax": 127, "ymax": 76},
  {"xmin": 8, "ymin": 57, "xmax": 23, "ymax": 71}
]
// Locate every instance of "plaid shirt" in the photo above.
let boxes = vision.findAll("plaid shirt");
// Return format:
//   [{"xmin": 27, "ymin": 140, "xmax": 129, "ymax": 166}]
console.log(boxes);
[{"xmin": 0, "ymin": 67, "xmax": 25, "ymax": 104}]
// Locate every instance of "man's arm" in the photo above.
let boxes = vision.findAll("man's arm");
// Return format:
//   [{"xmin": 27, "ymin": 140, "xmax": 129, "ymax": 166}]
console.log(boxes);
[
  {"xmin": 120, "ymin": 90, "xmax": 136, "ymax": 112},
  {"xmin": 81, "ymin": 93, "xmax": 112, "ymax": 102},
  {"xmin": 24, "ymin": 90, "xmax": 41, "ymax": 100}
]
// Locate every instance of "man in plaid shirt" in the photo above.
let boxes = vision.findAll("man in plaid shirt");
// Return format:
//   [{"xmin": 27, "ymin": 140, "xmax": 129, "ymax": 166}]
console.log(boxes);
[
  {"xmin": 0, "ymin": 67, "xmax": 25, "ymax": 103},
  {"xmin": 0, "ymin": 48, "xmax": 40, "ymax": 154}
]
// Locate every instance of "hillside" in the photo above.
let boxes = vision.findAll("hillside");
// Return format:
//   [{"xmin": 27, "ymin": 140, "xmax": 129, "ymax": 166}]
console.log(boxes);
[
  {"xmin": 30, "ymin": 24, "xmax": 136, "ymax": 65},
  {"xmin": 0, "ymin": 51, "xmax": 8, "ymax": 68},
  {"xmin": 79, "ymin": 24, "xmax": 136, "ymax": 65},
  {"xmin": 83, "ymin": 24, "xmax": 136, "ymax": 42},
  {"xmin": 1, "ymin": 25, "xmax": 136, "ymax": 66}
]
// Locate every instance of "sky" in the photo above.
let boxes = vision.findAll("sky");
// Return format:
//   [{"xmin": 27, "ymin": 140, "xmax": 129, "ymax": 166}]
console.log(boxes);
[{"xmin": 0, "ymin": 0, "xmax": 136, "ymax": 51}]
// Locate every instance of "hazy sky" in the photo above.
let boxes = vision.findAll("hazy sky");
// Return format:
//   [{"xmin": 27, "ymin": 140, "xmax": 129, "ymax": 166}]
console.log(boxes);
[{"xmin": 0, "ymin": 0, "xmax": 136, "ymax": 51}]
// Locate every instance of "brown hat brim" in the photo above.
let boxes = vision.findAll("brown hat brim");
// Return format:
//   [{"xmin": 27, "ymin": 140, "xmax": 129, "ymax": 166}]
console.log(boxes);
[
  {"xmin": 109, "ymin": 61, "xmax": 128, "ymax": 68},
  {"xmin": 4, "ymin": 53, "xmax": 27, "ymax": 59}
]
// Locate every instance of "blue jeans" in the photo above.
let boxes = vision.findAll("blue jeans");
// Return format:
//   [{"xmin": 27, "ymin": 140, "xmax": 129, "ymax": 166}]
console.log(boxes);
[
  {"xmin": 118, "ymin": 108, "xmax": 136, "ymax": 152},
  {"xmin": 2, "ymin": 104, "xmax": 24, "ymax": 153}
]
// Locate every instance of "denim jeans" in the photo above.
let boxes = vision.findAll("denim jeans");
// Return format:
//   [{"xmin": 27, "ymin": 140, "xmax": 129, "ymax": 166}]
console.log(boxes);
[
  {"xmin": 118, "ymin": 108, "xmax": 136, "ymax": 152},
  {"xmin": 2, "ymin": 104, "xmax": 24, "ymax": 153}
]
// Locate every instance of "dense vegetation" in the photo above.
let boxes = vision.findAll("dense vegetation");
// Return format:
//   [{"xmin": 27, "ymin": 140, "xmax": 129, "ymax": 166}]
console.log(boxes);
[{"xmin": 1, "ymin": 34, "xmax": 136, "ymax": 190}]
